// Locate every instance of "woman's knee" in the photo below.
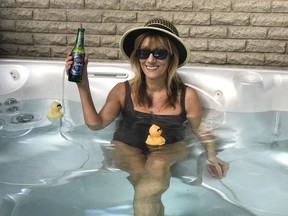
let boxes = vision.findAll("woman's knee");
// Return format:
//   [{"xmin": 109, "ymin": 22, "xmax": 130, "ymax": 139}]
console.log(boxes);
[
  {"xmin": 135, "ymin": 176, "xmax": 170, "ymax": 197},
  {"xmin": 146, "ymin": 156, "xmax": 171, "ymax": 175}
]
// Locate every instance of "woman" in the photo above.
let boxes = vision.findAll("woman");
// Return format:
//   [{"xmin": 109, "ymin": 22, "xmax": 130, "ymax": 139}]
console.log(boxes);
[{"xmin": 66, "ymin": 18, "xmax": 229, "ymax": 216}]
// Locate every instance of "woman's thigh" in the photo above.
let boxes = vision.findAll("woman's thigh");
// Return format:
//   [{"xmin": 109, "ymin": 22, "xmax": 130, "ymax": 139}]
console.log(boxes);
[
  {"xmin": 111, "ymin": 140, "xmax": 190, "ymax": 174},
  {"xmin": 112, "ymin": 140, "xmax": 146, "ymax": 174},
  {"xmin": 145, "ymin": 141, "xmax": 191, "ymax": 171}
]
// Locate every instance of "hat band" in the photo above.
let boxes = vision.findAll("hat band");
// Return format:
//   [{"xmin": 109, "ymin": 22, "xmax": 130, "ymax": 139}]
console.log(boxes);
[{"xmin": 146, "ymin": 24, "xmax": 178, "ymax": 36}]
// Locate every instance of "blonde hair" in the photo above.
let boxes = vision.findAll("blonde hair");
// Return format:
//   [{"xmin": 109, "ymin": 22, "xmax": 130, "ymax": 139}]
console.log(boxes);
[{"xmin": 130, "ymin": 31, "xmax": 185, "ymax": 108}]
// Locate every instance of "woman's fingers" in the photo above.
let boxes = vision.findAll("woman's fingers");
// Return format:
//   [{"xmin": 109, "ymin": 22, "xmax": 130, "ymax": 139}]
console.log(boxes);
[
  {"xmin": 65, "ymin": 53, "xmax": 73, "ymax": 74},
  {"xmin": 207, "ymin": 160, "xmax": 229, "ymax": 179}
]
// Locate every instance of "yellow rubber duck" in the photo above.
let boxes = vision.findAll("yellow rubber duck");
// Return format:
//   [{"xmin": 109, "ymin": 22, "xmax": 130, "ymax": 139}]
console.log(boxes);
[
  {"xmin": 47, "ymin": 101, "xmax": 64, "ymax": 118},
  {"xmin": 145, "ymin": 124, "xmax": 166, "ymax": 146}
]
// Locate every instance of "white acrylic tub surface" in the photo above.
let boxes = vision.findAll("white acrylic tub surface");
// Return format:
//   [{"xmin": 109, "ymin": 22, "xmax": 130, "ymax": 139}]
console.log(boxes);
[{"xmin": 0, "ymin": 59, "xmax": 287, "ymax": 216}]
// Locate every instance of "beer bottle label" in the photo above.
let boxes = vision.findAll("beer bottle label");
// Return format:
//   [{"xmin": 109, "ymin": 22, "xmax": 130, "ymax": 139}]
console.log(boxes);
[{"xmin": 70, "ymin": 53, "xmax": 84, "ymax": 76}]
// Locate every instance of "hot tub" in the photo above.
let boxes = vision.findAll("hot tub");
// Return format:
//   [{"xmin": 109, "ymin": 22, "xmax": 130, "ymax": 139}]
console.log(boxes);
[{"xmin": 0, "ymin": 59, "xmax": 287, "ymax": 216}]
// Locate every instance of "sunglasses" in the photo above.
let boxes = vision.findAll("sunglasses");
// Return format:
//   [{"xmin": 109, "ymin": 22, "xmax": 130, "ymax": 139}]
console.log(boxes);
[{"xmin": 136, "ymin": 48, "xmax": 169, "ymax": 60}]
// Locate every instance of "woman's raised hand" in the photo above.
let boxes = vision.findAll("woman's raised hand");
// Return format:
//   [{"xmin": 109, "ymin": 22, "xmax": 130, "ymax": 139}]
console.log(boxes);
[{"xmin": 65, "ymin": 51, "xmax": 89, "ymax": 86}]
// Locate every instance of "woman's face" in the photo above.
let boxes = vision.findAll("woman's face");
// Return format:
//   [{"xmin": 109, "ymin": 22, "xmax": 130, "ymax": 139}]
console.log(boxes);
[{"xmin": 138, "ymin": 36, "xmax": 170, "ymax": 80}]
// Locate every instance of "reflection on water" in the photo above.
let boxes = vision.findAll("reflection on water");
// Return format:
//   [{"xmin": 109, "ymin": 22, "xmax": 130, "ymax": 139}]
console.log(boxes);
[{"xmin": 0, "ymin": 99, "xmax": 287, "ymax": 216}]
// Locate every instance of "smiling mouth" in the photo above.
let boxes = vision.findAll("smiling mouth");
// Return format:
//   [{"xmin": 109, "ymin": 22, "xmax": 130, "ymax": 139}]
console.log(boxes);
[{"xmin": 146, "ymin": 65, "xmax": 159, "ymax": 70}]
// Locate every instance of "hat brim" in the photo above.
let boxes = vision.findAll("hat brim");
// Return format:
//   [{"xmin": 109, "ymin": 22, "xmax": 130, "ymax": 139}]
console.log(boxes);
[{"xmin": 120, "ymin": 26, "xmax": 190, "ymax": 68}]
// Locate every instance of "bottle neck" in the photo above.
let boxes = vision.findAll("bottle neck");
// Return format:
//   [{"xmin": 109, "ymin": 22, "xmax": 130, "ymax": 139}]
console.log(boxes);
[{"xmin": 75, "ymin": 28, "xmax": 85, "ymax": 48}]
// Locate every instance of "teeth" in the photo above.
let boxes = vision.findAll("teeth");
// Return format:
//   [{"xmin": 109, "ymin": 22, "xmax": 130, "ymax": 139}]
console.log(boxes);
[{"xmin": 146, "ymin": 66, "xmax": 158, "ymax": 70}]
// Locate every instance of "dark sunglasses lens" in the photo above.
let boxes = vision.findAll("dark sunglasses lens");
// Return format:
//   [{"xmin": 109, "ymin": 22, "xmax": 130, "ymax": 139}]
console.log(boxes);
[
  {"xmin": 136, "ymin": 49, "xmax": 168, "ymax": 60},
  {"xmin": 136, "ymin": 49, "xmax": 151, "ymax": 59},
  {"xmin": 153, "ymin": 49, "xmax": 168, "ymax": 60}
]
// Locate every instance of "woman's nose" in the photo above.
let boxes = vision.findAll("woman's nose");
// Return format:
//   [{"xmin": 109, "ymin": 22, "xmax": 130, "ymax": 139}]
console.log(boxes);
[{"xmin": 146, "ymin": 53, "xmax": 156, "ymax": 62}]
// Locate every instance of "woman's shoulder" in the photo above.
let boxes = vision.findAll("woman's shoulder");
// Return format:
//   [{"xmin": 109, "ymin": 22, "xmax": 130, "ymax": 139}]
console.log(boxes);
[
  {"xmin": 110, "ymin": 79, "xmax": 134, "ymax": 96},
  {"xmin": 110, "ymin": 81, "xmax": 125, "ymax": 95},
  {"xmin": 184, "ymin": 85, "xmax": 202, "ymax": 114},
  {"xmin": 184, "ymin": 85, "xmax": 199, "ymax": 98}
]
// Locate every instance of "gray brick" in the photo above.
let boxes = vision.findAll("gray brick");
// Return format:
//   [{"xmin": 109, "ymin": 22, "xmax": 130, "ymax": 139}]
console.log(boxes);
[
  {"xmin": 120, "ymin": 0, "xmax": 156, "ymax": 10},
  {"xmin": 268, "ymin": 28, "xmax": 288, "ymax": 40},
  {"xmin": 101, "ymin": 35, "xmax": 121, "ymax": 48},
  {"xmin": 16, "ymin": 21, "xmax": 67, "ymax": 33},
  {"xmin": 227, "ymin": 53, "xmax": 264, "ymax": 65},
  {"xmin": 190, "ymin": 26, "xmax": 228, "ymax": 38},
  {"xmin": 251, "ymin": 14, "xmax": 288, "ymax": 27},
  {"xmin": 233, "ymin": 0, "xmax": 271, "ymax": 12},
  {"xmin": 272, "ymin": 0, "xmax": 288, "ymax": 12},
  {"xmin": 119, "ymin": 50, "xmax": 128, "ymax": 60},
  {"xmin": 50, "ymin": 0, "xmax": 84, "ymax": 9},
  {"xmin": 83, "ymin": 23, "xmax": 117, "ymax": 35},
  {"xmin": 16, "ymin": 0, "xmax": 49, "ymax": 8},
  {"xmin": 0, "ymin": 44, "xmax": 18, "ymax": 55},
  {"xmin": 0, "ymin": 8, "xmax": 33, "ymax": 19},
  {"xmin": 173, "ymin": 13, "xmax": 210, "ymax": 25},
  {"xmin": 86, "ymin": 0, "xmax": 120, "ymax": 10},
  {"xmin": 67, "ymin": 35, "xmax": 75, "ymax": 46},
  {"xmin": 194, "ymin": 0, "xmax": 232, "ymax": 12},
  {"xmin": 0, "ymin": 20, "xmax": 15, "ymax": 31},
  {"xmin": 211, "ymin": 13, "xmax": 250, "ymax": 25},
  {"xmin": 184, "ymin": 38, "xmax": 208, "ymax": 51},
  {"xmin": 177, "ymin": 26, "xmax": 190, "ymax": 38},
  {"xmin": 34, "ymin": 34, "xmax": 67, "ymax": 45},
  {"xmin": 67, "ymin": 10, "xmax": 101, "ymax": 22},
  {"xmin": 102, "ymin": 11, "xmax": 136, "ymax": 23},
  {"xmin": 137, "ymin": 13, "xmax": 172, "ymax": 23},
  {"xmin": 191, "ymin": 51, "xmax": 227, "ymax": 64},
  {"xmin": 84, "ymin": 35, "xmax": 101, "ymax": 47},
  {"xmin": 246, "ymin": 40, "xmax": 286, "ymax": 53},
  {"xmin": 66, "ymin": 23, "xmax": 89, "ymax": 34},
  {"xmin": 0, "ymin": 0, "xmax": 16, "ymax": 7},
  {"xmin": 116, "ymin": 23, "xmax": 140, "ymax": 35},
  {"xmin": 51, "ymin": 46, "xmax": 71, "ymax": 58},
  {"xmin": 156, "ymin": 0, "xmax": 193, "ymax": 11},
  {"xmin": 265, "ymin": 53, "xmax": 288, "ymax": 66},
  {"xmin": 2, "ymin": 32, "xmax": 33, "ymax": 44},
  {"xmin": 17, "ymin": 45, "xmax": 50, "ymax": 57},
  {"xmin": 88, "ymin": 48, "xmax": 118, "ymax": 60},
  {"xmin": 34, "ymin": 9, "xmax": 66, "ymax": 21},
  {"xmin": 228, "ymin": 27, "xmax": 267, "ymax": 39},
  {"xmin": 209, "ymin": 39, "xmax": 246, "ymax": 52}
]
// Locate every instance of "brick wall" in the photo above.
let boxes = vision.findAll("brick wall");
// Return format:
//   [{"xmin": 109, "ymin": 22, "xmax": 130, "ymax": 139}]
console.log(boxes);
[{"xmin": 1, "ymin": 0, "xmax": 288, "ymax": 68}]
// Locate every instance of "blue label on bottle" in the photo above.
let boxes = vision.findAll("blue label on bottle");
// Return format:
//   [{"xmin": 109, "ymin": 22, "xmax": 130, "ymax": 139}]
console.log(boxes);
[{"xmin": 70, "ymin": 53, "xmax": 84, "ymax": 76}]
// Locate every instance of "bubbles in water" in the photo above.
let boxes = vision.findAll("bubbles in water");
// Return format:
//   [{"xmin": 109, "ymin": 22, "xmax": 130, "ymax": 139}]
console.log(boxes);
[
  {"xmin": 6, "ymin": 106, "xmax": 20, "ymax": 114},
  {"xmin": 4, "ymin": 98, "xmax": 18, "ymax": 106},
  {"xmin": 15, "ymin": 114, "xmax": 34, "ymax": 124}
]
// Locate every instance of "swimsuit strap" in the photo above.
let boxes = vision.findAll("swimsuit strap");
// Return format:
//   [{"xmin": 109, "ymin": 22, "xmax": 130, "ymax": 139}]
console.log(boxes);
[
  {"xmin": 124, "ymin": 81, "xmax": 133, "ymax": 110},
  {"xmin": 180, "ymin": 85, "xmax": 187, "ymax": 117}
]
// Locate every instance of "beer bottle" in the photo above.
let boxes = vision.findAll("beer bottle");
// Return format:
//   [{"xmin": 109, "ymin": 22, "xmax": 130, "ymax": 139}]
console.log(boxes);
[{"xmin": 68, "ymin": 26, "xmax": 85, "ymax": 83}]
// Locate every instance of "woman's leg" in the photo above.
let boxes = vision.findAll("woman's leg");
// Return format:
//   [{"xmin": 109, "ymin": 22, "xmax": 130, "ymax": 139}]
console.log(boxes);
[
  {"xmin": 112, "ymin": 141, "xmax": 190, "ymax": 216},
  {"xmin": 133, "ymin": 141, "xmax": 190, "ymax": 216},
  {"xmin": 112, "ymin": 141, "xmax": 146, "ymax": 186}
]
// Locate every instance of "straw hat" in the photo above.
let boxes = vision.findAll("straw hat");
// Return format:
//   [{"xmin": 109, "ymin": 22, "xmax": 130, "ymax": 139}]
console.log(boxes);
[{"xmin": 120, "ymin": 18, "xmax": 190, "ymax": 67}]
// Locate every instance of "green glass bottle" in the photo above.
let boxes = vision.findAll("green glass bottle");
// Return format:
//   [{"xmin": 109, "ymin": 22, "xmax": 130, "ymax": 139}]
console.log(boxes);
[{"xmin": 68, "ymin": 26, "xmax": 85, "ymax": 83}]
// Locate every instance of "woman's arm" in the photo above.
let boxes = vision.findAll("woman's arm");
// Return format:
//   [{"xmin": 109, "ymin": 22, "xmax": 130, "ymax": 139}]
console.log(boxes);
[
  {"xmin": 65, "ymin": 55, "xmax": 123, "ymax": 130},
  {"xmin": 185, "ymin": 87, "xmax": 229, "ymax": 178}
]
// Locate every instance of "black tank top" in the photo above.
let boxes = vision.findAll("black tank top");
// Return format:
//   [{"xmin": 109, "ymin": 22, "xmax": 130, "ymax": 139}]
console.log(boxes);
[{"xmin": 113, "ymin": 81, "xmax": 188, "ymax": 152}]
